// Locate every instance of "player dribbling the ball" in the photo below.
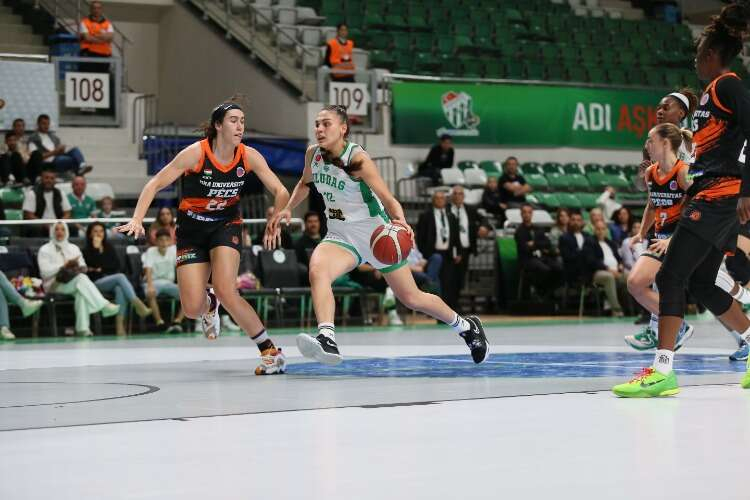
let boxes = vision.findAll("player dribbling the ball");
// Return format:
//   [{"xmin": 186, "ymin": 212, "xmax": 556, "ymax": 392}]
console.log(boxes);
[{"xmin": 269, "ymin": 105, "xmax": 489, "ymax": 365}]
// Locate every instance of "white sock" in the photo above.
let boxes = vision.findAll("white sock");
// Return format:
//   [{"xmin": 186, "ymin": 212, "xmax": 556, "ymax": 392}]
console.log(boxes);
[
  {"xmin": 449, "ymin": 314, "xmax": 470, "ymax": 333},
  {"xmin": 318, "ymin": 322, "xmax": 335, "ymax": 341},
  {"xmin": 727, "ymin": 329, "xmax": 745, "ymax": 347},
  {"xmin": 653, "ymin": 349, "xmax": 674, "ymax": 375},
  {"xmin": 740, "ymin": 326, "xmax": 750, "ymax": 345},
  {"xmin": 649, "ymin": 313, "xmax": 659, "ymax": 334},
  {"xmin": 250, "ymin": 329, "xmax": 270, "ymax": 345}
]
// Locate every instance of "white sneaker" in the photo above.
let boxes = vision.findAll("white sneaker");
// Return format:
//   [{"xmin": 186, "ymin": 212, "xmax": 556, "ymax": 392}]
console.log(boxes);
[
  {"xmin": 20, "ymin": 299, "xmax": 43, "ymax": 318},
  {"xmin": 388, "ymin": 309, "xmax": 403, "ymax": 326},
  {"xmin": 255, "ymin": 347, "xmax": 287, "ymax": 375},
  {"xmin": 221, "ymin": 315, "xmax": 241, "ymax": 331},
  {"xmin": 201, "ymin": 289, "xmax": 221, "ymax": 340},
  {"xmin": 77, "ymin": 329, "xmax": 94, "ymax": 337},
  {"xmin": 383, "ymin": 287, "xmax": 396, "ymax": 309},
  {"xmin": 0, "ymin": 326, "xmax": 15, "ymax": 340}
]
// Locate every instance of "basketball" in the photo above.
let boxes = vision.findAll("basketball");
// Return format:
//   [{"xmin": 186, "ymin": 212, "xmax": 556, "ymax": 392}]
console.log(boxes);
[{"xmin": 370, "ymin": 222, "xmax": 412, "ymax": 265}]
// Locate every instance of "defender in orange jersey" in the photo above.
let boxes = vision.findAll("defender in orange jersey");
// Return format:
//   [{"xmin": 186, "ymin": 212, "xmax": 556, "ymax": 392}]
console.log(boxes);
[{"xmin": 117, "ymin": 99, "xmax": 290, "ymax": 375}]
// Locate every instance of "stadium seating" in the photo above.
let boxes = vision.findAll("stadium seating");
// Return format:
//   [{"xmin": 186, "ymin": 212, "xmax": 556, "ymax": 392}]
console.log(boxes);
[{"xmin": 298, "ymin": 0, "xmax": 712, "ymax": 88}]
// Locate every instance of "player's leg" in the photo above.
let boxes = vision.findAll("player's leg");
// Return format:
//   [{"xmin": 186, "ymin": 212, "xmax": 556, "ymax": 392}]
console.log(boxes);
[
  {"xmin": 384, "ymin": 264, "xmax": 489, "ymax": 363},
  {"xmin": 176, "ymin": 262, "xmax": 212, "ymax": 319},
  {"xmin": 209, "ymin": 245, "xmax": 285, "ymax": 374},
  {"xmin": 296, "ymin": 242, "xmax": 358, "ymax": 365}
]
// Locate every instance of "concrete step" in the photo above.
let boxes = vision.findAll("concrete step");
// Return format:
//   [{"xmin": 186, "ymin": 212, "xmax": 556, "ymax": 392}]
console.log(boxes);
[
  {"xmin": 0, "ymin": 43, "xmax": 47, "ymax": 54},
  {"xmin": 0, "ymin": 13, "xmax": 23, "ymax": 24},
  {"xmin": 0, "ymin": 5, "xmax": 14, "ymax": 15},
  {"xmin": 87, "ymin": 174, "xmax": 148, "ymax": 197},
  {"xmin": 0, "ymin": 32, "xmax": 43, "ymax": 45},
  {"xmin": 0, "ymin": 23, "xmax": 32, "ymax": 34}
]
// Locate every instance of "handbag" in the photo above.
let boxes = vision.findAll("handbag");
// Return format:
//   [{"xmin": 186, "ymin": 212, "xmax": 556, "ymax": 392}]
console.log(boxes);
[{"xmin": 55, "ymin": 266, "xmax": 80, "ymax": 284}]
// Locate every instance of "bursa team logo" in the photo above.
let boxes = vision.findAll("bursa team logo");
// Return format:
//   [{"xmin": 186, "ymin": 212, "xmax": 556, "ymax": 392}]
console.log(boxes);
[
  {"xmin": 236, "ymin": 166, "xmax": 245, "ymax": 177},
  {"xmin": 669, "ymin": 180, "xmax": 678, "ymax": 190},
  {"xmin": 436, "ymin": 91, "xmax": 480, "ymax": 138}
]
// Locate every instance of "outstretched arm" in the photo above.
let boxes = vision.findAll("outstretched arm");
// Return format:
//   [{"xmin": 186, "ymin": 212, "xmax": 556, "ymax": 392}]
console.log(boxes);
[
  {"xmin": 116, "ymin": 142, "xmax": 201, "ymax": 238},
  {"xmin": 268, "ymin": 145, "xmax": 314, "ymax": 235},
  {"xmin": 245, "ymin": 146, "xmax": 290, "ymax": 249}
]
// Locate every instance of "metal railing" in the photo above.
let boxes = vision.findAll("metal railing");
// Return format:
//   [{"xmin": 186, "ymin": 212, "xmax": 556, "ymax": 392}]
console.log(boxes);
[
  {"xmin": 372, "ymin": 156, "xmax": 397, "ymax": 194},
  {"xmin": 132, "ymin": 94, "xmax": 158, "ymax": 150},
  {"xmin": 34, "ymin": 0, "xmax": 132, "ymax": 88},
  {"xmin": 189, "ymin": 0, "xmax": 320, "ymax": 101}
]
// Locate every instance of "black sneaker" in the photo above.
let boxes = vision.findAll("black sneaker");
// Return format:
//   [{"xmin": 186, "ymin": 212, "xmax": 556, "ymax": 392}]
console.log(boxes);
[
  {"xmin": 459, "ymin": 315, "xmax": 490, "ymax": 364},
  {"xmin": 296, "ymin": 333, "xmax": 343, "ymax": 366}
]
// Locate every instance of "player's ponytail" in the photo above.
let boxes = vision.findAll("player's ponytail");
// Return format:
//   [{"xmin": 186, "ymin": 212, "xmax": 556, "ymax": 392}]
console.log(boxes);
[
  {"xmin": 319, "ymin": 104, "xmax": 360, "ymax": 174},
  {"xmin": 701, "ymin": 2, "xmax": 750, "ymax": 65}
]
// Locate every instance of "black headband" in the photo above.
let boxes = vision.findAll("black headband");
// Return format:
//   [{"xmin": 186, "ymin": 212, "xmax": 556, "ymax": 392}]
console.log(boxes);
[{"xmin": 211, "ymin": 103, "xmax": 242, "ymax": 124}]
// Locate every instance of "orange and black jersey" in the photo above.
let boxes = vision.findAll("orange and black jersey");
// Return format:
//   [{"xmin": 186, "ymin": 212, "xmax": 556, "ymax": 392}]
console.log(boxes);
[
  {"xmin": 691, "ymin": 72, "xmax": 750, "ymax": 197},
  {"xmin": 178, "ymin": 139, "xmax": 250, "ymax": 221},
  {"xmin": 646, "ymin": 160, "xmax": 688, "ymax": 238}
]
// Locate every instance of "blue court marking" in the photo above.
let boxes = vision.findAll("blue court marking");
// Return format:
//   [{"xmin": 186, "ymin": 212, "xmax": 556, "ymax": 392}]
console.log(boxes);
[{"xmin": 288, "ymin": 352, "xmax": 747, "ymax": 378}]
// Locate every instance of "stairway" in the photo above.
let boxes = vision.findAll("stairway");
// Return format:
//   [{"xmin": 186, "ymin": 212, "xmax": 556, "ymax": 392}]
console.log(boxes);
[{"xmin": 0, "ymin": 4, "xmax": 47, "ymax": 55}]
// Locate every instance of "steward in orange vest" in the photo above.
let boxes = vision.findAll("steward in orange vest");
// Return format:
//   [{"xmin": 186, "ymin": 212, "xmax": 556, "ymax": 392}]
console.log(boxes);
[
  {"xmin": 79, "ymin": 1, "xmax": 113, "ymax": 57},
  {"xmin": 325, "ymin": 23, "xmax": 355, "ymax": 82}
]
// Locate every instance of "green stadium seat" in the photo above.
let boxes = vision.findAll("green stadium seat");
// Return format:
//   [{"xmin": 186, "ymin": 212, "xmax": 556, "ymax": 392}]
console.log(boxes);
[
  {"xmin": 368, "ymin": 31, "xmax": 391, "ymax": 50},
  {"xmin": 540, "ymin": 43, "xmax": 561, "ymax": 61},
  {"xmin": 0, "ymin": 188, "xmax": 24, "ymax": 205},
  {"xmin": 520, "ymin": 43, "xmax": 539, "ymax": 60},
  {"xmin": 369, "ymin": 49, "xmax": 395, "ymax": 70},
  {"xmin": 411, "ymin": 34, "xmax": 433, "ymax": 53},
  {"xmin": 4, "ymin": 208, "xmax": 22, "ymax": 221},
  {"xmin": 458, "ymin": 161, "xmax": 480, "ymax": 171},
  {"xmin": 576, "ymin": 192, "xmax": 600, "ymax": 210},
  {"xmin": 504, "ymin": 8, "xmax": 524, "ymax": 24},
  {"xmin": 603, "ymin": 164, "xmax": 623, "ymax": 175},
  {"xmin": 479, "ymin": 160, "xmax": 502, "ymax": 176},
  {"xmin": 483, "ymin": 59, "xmax": 504, "ymax": 78},
  {"xmin": 563, "ymin": 162, "xmax": 584, "ymax": 175},
  {"xmin": 521, "ymin": 162, "xmax": 542, "ymax": 175},
  {"xmin": 452, "ymin": 22, "xmax": 473, "ymax": 37},
  {"xmin": 524, "ymin": 173, "xmax": 549, "ymax": 191},
  {"xmin": 438, "ymin": 55, "xmax": 461, "ymax": 76},
  {"xmin": 608, "ymin": 68, "xmax": 629, "ymax": 85},
  {"xmin": 475, "ymin": 23, "xmax": 493, "ymax": 39},
  {"xmin": 556, "ymin": 192, "xmax": 583, "ymax": 209},
  {"xmin": 392, "ymin": 32, "xmax": 410, "ymax": 51},
  {"xmin": 462, "ymin": 58, "xmax": 483, "ymax": 77},
  {"xmin": 566, "ymin": 66, "xmax": 587, "ymax": 83},
  {"xmin": 505, "ymin": 60, "xmax": 523, "ymax": 79},
  {"xmin": 622, "ymin": 164, "xmax": 640, "ymax": 177},
  {"xmin": 584, "ymin": 163, "xmax": 603, "ymax": 173},
  {"xmin": 394, "ymin": 53, "xmax": 414, "ymax": 73},
  {"xmin": 436, "ymin": 36, "xmax": 456, "ymax": 54},
  {"xmin": 414, "ymin": 52, "xmax": 440, "ymax": 73},
  {"xmin": 546, "ymin": 65, "xmax": 565, "ymax": 82},
  {"xmin": 542, "ymin": 162, "xmax": 562, "ymax": 174},
  {"xmin": 525, "ymin": 61, "xmax": 544, "ymax": 80},
  {"xmin": 528, "ymin": 192, "xmax": 561, "ymax": 209},
  {"xmin": 567, "ymin": 174, "xmax": 591, "ymax": 191},
  {"xmin": 587, "ymin": 172, "xmax": 630, "ymax": 191},
  {"xmin": 546, "ymin": 172, "xmax": 571, "ymax": 191},
  {"xmin": 454, "ymin": 35, "xmax": 475, "ymax": 54},
  {"xmin": 559, "ymin": 45, "xmax": 578, "ymax": 62}
]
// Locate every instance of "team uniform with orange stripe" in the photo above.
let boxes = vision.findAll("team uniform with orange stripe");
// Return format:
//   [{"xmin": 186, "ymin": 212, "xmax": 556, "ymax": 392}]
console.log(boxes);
[
  {"xmin": 643, "ymin": 160, "xmax": 689, "ymax": 262},
  {"xmin": 681, "ymin": 72, "xmax": 750, "ymax": 253},
  {"xmin": 175, "ymin": 139, "xmax": 248, "ymax": 266}
]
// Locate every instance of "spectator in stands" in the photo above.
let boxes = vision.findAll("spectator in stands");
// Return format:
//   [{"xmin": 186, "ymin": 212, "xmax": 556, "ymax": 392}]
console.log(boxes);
[
  {"xmin": 2, "ymin": 118, "xmax": 36, "ymax": 185},
  {"xmin": 325, "ymin": 23, "xmax": 355, "ymax": 83},
  {"xmin": 418, "ymin": 134, "xmax": 454, "ymax": 186},
  {"xmin": 142, "ymin": 228, "xmax": 184, "ymax": 332},
  {"xmin": 23, "ymin": 168, "xmax": 71, "ymax": 237},
  {"xmin": 548, "ymin": 208, "xmax": 570, "ymax": 252},
  {"xmin": 0, "ymin": 198, "xmax": 8, "ymax": 239},
  {"xmin": 584, "ymin": 207, "xmax": 612, "ymax": 239},
  {"xmin": 94, "ymin": 196, "xmax": 123, "ymax": 238},
  {"xmin": 583, "ymin": 220, "xmax": 628, "ymax": 317},
  {"xmin": 515, "ymin": 203, "xmax": 562, "ymax": 298},
  {"xmin": 294, "ymin": 211, "xmax": 322, "ymax": 266},
  {"xmin": 0, "ymin": 271, "xmax": 43, "ymax": 340},
  {"xmin": 559, "ymin": 211, "xmax": 591, "ymax": 286},
  {"xmin": 407, "ymin": 247, "xmax": 442, "ymax": 294},
  {"xmin": 609, "ymin": 207, "xmax": 634, "ymax": 247},
  {"xmin": 37, "ymin": 221, "xmax": 120, "ymax": 336},
  {"xmin": 68, "ymin": 174, "xmax": 97, "ymax": 236},
  {"xmin": 499, "ymin": 156, "xmax": 531, "ymax": 208},
  {"xmin": 147, "ymin": 206, "xmax": 176, "ymax": 246},
  {"xmin": 448, "ymin": 185, "xmax": 490, "ymax": 311},
  {"xmin": 0, "ymin": 131, "xmax": 26, "ymax": 186},
  {"xmin": 82, "ymin": 222, "xmax": 152, "ymax": 336},
  {"xmin": 28, "ymin": 115, "xmax": 92, "ymax": 177},
  {"xmin": 481, "ymin": 175, "xmax": 505, "ymax": 218},
  {"xmin": 417, "ymin": 190, "xmax": 461, "ymax": 310},
  {"xmin": 79, "ymin": 1, "xmax": 113, "ymax": 60},
  {"xmin": 597, "ymin": 185, "xmax": 622, "ymax": 219}
]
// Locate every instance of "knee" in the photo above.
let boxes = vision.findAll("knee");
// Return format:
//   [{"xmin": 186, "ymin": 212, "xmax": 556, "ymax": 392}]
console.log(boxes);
[
  {"xmin": 627, "ymin": 272, "xmax": 649, "ymax": 294},
  {"xmin": 654, "ymin": 267, "xmax": 679, "ymax": 291},
  {"xmin": 213, "ymin": 283, "xmax": 238, "ymax": 305},
  {"xmin": 181, "ymin": 297, "xmax": 205, "ymax": 319},
  {"xmin": 396, "ymin": 289, "xmax": 423, "ymax": 310},
  {"xmin": 309, "ymin": 265, "xmax": 332, "ymax": 287}
]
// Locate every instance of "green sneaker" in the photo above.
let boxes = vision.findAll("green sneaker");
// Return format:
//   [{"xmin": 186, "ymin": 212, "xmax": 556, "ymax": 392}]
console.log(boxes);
[
  {"xmin": 741, "ymin": 359, "xmax": 750, "ymax": 389},
  {"xmin": 624, "ymin": 327, "xmax": 657, "ymax": 351},
  {"xmin": 612, "ymin": 367, "xmax": 680, "ymax": 398}
]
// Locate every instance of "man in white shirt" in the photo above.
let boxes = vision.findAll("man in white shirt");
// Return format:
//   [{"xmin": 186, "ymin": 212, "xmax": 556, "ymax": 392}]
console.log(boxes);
[
  {"xmin": 142, "ymin": 228, "xmax": 184, "ymax": 332},
  {"xmin": 27, "ymin": 114, "xmax": 92, "ymax": 177},
  {"xmin": 22, "ymin": 168, "xmax": 71, "ymax": 236}
]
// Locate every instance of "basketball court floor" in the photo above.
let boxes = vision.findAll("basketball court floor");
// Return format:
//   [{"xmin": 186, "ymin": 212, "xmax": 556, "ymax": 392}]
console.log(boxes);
[{"xmin": 1, "ymin": 317, "xmax": 749, "ymax": 499}]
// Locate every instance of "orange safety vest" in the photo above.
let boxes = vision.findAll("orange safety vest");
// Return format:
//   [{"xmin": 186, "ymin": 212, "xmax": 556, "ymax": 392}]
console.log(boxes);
[
  {"xmin": 80, "ymin": 16, "xmax": 113, "ymax": 56},
  {"xmin": 327, "ymin": 38, "xmax": 354, "ymax": 79}
]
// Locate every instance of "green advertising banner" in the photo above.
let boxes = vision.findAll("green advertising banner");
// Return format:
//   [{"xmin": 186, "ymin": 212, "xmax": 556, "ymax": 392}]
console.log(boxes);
[{"xmin": 391, "ymin": 81, "xmax": 669, "ymax": 149}]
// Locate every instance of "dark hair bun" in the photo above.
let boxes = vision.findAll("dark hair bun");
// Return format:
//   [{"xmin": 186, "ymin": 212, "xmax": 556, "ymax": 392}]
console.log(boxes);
[{"xmin": 716, "ymin": 3, "xmax": 749, "ymax": 39}]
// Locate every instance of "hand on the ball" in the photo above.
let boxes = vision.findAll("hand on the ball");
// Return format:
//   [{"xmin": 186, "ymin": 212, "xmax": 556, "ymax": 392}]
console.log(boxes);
[{"xmin": 391, "ymin": 218, "xmax": 415, "ymax": 246}]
